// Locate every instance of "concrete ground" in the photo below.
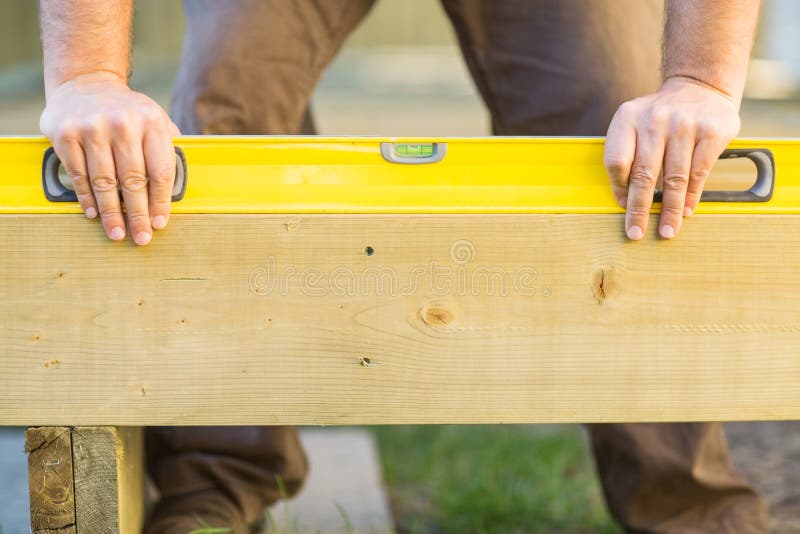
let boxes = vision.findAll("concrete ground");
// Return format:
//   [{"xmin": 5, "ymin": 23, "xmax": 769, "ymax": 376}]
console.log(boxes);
[{"xmin": 269, "ymin": 429, "xmax": 394, "ymax": 533}]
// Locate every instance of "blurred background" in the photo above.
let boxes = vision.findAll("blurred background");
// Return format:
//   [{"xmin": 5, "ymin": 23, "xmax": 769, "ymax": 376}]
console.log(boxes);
[
  {"xmin": 0, "ymin": 0, "xmax": 488, "ymax": 135},
  {"xmin": 4, "ymin": 0, "xmax": 800, "ymax": 135},
  {"xmin": 2, "ymin": 1, "xmax": 800, "ymax": 533}
]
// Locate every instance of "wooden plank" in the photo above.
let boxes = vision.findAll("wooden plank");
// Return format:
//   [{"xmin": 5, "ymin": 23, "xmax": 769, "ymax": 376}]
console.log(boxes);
[
  {"xmin": 2, "ymin": 213, "xmax": 800, "ymax": 424},
  {"xmin": 25, "ymin": 427, "xmax": 76, "ymax": 534},
  {"xmin": 72, "ymin": 427, "xmax": 144, "ymax": 534}
]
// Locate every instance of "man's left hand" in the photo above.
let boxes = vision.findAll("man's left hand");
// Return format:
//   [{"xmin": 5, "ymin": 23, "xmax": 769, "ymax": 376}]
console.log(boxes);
[{"xmin": 604, "ymin": 76, "xmax": 741, "ymax": 240}]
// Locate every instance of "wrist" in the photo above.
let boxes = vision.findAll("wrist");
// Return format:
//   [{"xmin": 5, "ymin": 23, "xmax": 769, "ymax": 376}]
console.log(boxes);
[
  {"xmin": 661, "ymin": 75, "xmax": 743, "ymax": 109},
  {"xmin": 45, "ymin": 70, "xmax": 128, "ymax": 100}
]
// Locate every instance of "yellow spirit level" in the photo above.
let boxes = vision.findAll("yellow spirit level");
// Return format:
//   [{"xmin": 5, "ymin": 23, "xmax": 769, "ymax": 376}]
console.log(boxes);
[{"xmin": 0, "ymin": 136, "xmax": 795, "ymax": 214}]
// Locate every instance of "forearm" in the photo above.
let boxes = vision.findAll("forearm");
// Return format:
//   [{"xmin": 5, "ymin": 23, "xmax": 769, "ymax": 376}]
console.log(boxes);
[
  {"xmin": 39, "ymin": 0, "xmax": 133, "ymax": 96},
  {"xmin": 663, "ymin": 0, "xmax": 760, "ymax": 105}
]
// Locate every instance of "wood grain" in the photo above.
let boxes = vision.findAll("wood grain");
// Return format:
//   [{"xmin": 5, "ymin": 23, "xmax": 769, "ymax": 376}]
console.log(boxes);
[
  {"xmin": 25, "ymin": 427, "xmax": 76, "ymax": 534},
  {"xmin": 3, "ymin": 214, "xmax": 800, "ymax": 424},
  {"xmin": 72, "ymin": 427, "xmax": 144, "ymax": 534}
]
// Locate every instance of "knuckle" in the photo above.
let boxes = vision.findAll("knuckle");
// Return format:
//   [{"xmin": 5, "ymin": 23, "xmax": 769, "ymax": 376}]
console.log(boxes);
[
  {"xmin": 108, "ymin": 111, "xmax": 129, "ymax": 128},
  {"xmin": 648, "ymin": 105, "xmax": 670, "ymax": 127},
  {"xmin": 690, "ymin": 168, "xmax": 711, "ymax": 183},
  {"xmin": 120, "ymin": 172, "xmax": 148, "ymax": 193},
  {"xmin": 79, "ymin": 116, "xmax": 106, "ymax": 138},
  {"xmin": 109, "ymin": 111, "xmax": 139, "ymax": 135},
  {"xmin": 78, "ymin": 123, "xmax": 98, "ymax": 137},
  {"xmin": 660, "ymin": 206, "xmax": 684, "ymax": 218},
  {"xmin": 54, "ymin": 121, "xmax": 80, "ymax": 143},
  {"xmin": 149, "ymin": 164, "xmax": 175, "ymax": 185},
  {"xmin": 126, "ymin": 211, "xmax": 150, "ymax": 225},
  {"xmin": 616, "ymin": 101, "xmax": 638, "ymax": 119},
  {"xmin": 627, "ymin": 206, "xmax": 651, "ymax": 219},
  {"xmin": 671, "ymin": 113, "xmax": 696, "ymax": 135},
  {"xmin": 141, "ymin": 105, "xmax": 165, "ymax": 125},
  {"xmin": 696, "ymin": 120, "xmax": 723, "ymax": 140},
  {"xmin": 662, "ymin": 172, "xmax": 690, "ymax": 190},
  {"xmin": 98, "ymin": 205, "xmax": 122, "ymax": 219},
  {"xmin": 629, "ymin": 165, "xmax": 659, "ymax": 189},
  {"xmin": 604, "ymin": 156, "xmax": 632, "ymax": 178},
  {"xmin": 90, "ymin": 174, "xmax": 118, "ymax": 193},
  {"xmin": 68, "ymin": 172, "xmax": 89, "ymax": 189},
  {"xmin": 645, "ymin": 119, "xmax": 667, "ymax": 137},
  {"xmin": 619, "ymin": 100, "xmax": 636, "ymax": 112}
]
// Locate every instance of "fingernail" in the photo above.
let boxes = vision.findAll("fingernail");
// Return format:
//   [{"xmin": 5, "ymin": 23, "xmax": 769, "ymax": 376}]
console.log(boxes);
[
  {"xmin": 85, "ymin": 207, "xmax": 97, "ymax": 219},
  {"xmin": 152, "ymin": 215, "xmax": 167, "ymax": 230},
  {"xmin": 660, "ymin": 225, "xmax": 675, "ymax": 239},
  {"xmin": 109, "ymin": 227, "xmax": 125, "ymax": 240},
  {"xmin": 684, "ymin": 206, "xmax": 693, "ymax": 217},
  {"xmin": 627, "ymin": 225, "xmax": 644, "ymax": 240},
  {"xmin": 134, "ymin": 232, "xmax": 152, "ymax": 245}
]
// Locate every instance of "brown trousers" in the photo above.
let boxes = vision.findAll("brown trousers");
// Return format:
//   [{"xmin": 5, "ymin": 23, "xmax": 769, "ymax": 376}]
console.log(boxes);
[{"xmin": 148, "ymin": 1, "xmax": 770, "ymax": 532}]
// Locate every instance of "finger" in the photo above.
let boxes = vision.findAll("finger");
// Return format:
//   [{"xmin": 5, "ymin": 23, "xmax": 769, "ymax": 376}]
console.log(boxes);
[
  {"xmin": 684, "ymin": 139, "xmax": 721, "ymax": 216},
  {"xmin": 84, "ymin": 138, "xmax": 126, "ymax": 241},
  {"xmin": 169, "ymin": 121, "xmax": 181, "ymax": 137},
  {"xmin": 113, "ymin": 137, "xmax": 152, "ymax": 246},
  {"xmin": 144, "ymin": 130, "xmax": 176, "ymax": 230},
  {"xmin": 604, "ymin": 104, "xmax": 637, "ymax": 208},
  {"xmin": 625, "ymin": 132, "xmax": 666, "ymax": 240},
  {"xmin": 658, "ymin": 135, "xmax": 694, "ymax": 239},
  {"xmin": 52, "ymin": 136, "xmax": 97, "ymax": 219}
]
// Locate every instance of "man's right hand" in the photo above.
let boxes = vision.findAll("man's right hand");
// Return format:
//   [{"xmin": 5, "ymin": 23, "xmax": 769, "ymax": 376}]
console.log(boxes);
[{"xmin": 40, "ymin": 72, "xmax": 180, "ymax": 245}]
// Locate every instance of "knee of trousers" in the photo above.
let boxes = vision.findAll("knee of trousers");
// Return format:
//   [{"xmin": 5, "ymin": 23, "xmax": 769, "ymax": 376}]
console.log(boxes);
[
  {"xmin": 170, "ymin": 2, "xmax": 321, "ymax": 135},
  {"xmin": 170, "ymin": 0, "xmax": 375, "ymax": 135},
  {"xmin": 488, "ymin": 68, "xmax": 661, "ymax": 137},
  {"xmin": 170, "ymin": 56, "xmax": 315, "ymax": 136}
]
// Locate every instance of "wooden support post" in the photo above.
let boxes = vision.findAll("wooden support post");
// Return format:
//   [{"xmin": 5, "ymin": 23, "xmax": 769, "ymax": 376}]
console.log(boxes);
[
  {"xmin": 26, "ymin": 427, "xmax": 75, "ymax": 534},
  {"xmin": 26, "ymin": 426, "xmax": 144, "ymax": 534}
]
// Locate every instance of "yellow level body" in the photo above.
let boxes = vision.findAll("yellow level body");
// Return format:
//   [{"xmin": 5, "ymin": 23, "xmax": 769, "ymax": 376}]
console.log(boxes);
[{"xmin": 1, "ymin": 136, "xmax": 798, "ymax": 213}]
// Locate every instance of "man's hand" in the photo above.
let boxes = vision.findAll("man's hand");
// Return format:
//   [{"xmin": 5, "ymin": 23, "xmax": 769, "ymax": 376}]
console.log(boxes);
[
  {"xmin": 604, "ymin": 0, "xmax": 760, "ymax": 240},
  {"xmin": 604, "ymin": 76, "xmax": 740, "ymax": 240},
  {"xmin": 40, "ymin": 72, "xmax": 180, "ymax": 245},
  {"xmin": 40, "ymin": 0, "xmax": 179, "ymax": 245}
]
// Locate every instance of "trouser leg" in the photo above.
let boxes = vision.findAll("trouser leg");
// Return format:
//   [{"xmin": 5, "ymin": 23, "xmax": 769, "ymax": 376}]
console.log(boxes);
[
  {"xmin": 146, "ymin": 426, "xmax": 308, "ymax": 526},
  {"xmin": 589, "ymin": 423, "xmax": 769, "ymax": 533},
  {"xmin": 171, "ymin": 0, "xmax": 376, "ymax": 135},
  {"xmin": 147, "ymin": 1, "xmax": 376, "ymax": 530},
  {"xmin": 440, "ymin": 1, "xmax": 769, "ymax": 531},
  {"xmin": 440, "ymin": 0, "xmax": 663, "ymax": 135}
]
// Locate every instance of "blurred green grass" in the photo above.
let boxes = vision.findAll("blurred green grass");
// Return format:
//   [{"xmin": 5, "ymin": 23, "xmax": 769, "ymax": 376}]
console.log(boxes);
[{"xmin": 372, "ymin": 425, "xmax": 620, "ymax": 534}]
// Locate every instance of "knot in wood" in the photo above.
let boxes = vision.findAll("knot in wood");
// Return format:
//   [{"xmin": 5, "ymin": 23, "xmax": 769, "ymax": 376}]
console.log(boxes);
[
  {"xmin": 420, "ymin": 304, "xmax": 455, "ymax": 327},
  {"xmin": 592, "ymin": 266, "xmax": 620, "ymax": 304}
]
